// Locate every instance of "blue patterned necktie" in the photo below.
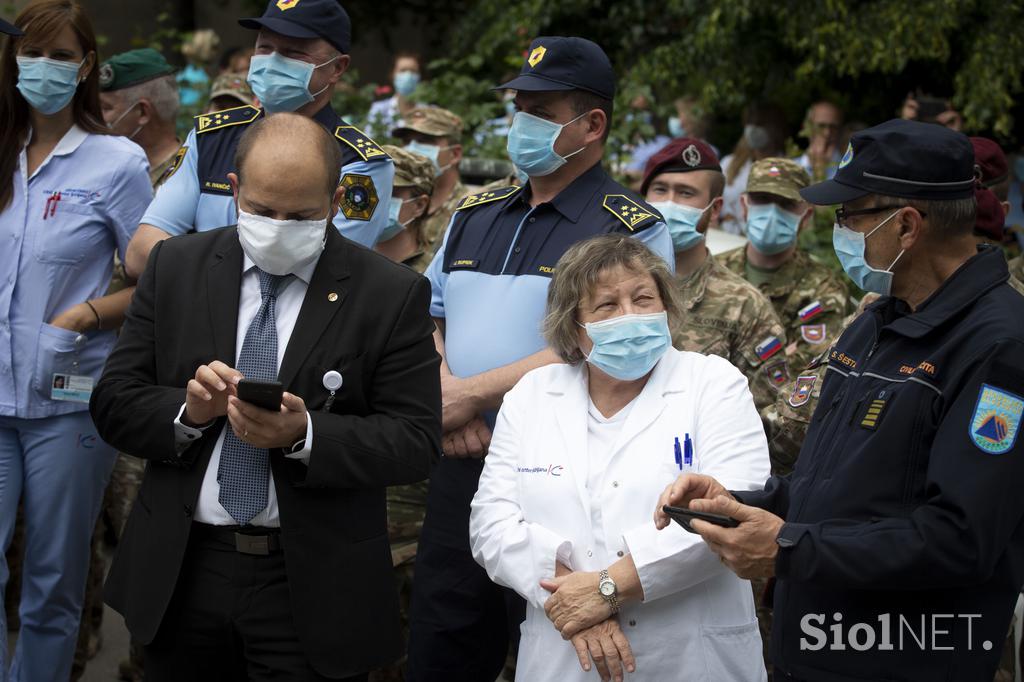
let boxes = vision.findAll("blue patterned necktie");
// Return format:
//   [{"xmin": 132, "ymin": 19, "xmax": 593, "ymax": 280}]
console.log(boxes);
[{"xmin": 218, "ymin": 268, "xmax": 287, "ymax": 525}]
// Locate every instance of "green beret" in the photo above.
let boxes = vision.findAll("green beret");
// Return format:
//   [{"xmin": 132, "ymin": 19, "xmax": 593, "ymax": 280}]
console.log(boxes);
[{"xmin": 99, "ymin": 48, "xmax": 176, "ymax": 92}]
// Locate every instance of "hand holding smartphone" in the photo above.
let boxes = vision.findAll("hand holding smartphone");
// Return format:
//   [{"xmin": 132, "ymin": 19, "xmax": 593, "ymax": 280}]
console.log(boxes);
[
  {"xmin": 236, "ymin": 380, "xmax": 283, "ymax": 411},
  {"xmin": 662, "ymin": 505, "xmax": 739, "ymax": 534}
]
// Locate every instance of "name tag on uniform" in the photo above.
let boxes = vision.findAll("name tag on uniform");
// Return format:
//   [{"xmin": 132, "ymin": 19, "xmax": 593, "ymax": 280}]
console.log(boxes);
[{"xmin": 51, "ymin": 373, "xmax": 94, "ymax": 402}]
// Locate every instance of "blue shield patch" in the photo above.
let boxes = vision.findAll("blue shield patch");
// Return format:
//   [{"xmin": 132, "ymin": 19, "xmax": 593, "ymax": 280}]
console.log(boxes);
[{"xmin": 969, "ymin": 384, "xmax": 1024, "ymax": 455}]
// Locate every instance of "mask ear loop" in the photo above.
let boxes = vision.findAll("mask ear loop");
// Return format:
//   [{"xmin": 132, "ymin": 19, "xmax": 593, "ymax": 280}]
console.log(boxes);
[
  {"xmin": 308, "ymin": 54, "xmax": 340, "ymax": 99},
  {"xmin": 555, "ymin": 111, "xmax": 591, "ymax": 162}
]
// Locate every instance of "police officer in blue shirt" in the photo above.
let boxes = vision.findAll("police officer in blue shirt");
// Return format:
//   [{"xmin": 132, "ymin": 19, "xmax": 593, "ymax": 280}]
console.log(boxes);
[
  {"xmin": 407, "ymin": 36, "xmax": 673, "ymax": 681},
  {"xmin": 656, "ymin": 119, "xmax": 1024, "ymax": 682},
  {"xmin": 123, "ymin": 0, "xmax": 393, "ymax": 279}
]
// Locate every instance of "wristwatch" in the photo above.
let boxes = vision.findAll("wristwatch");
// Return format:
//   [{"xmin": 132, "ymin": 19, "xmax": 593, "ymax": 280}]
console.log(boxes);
[{"xmin": 598, "ymin": 569, "xmax": 620, "ymax": 614}]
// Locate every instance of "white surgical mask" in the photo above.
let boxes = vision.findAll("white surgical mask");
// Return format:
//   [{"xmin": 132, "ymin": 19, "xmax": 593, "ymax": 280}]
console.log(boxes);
[{"xmin": 236, "ymin": 209, "xmax": 327, "ymax": 276}]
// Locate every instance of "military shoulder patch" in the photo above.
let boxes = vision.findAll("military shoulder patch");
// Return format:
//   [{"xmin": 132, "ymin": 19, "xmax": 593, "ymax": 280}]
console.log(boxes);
[
  {"xmin": 755, "ymin": 335, "xmax": 783, "ymax": 361},
  {"xmin": 789, "ymin": 375, "xmax": 818, "ymax": 408},
  {"xmin": 454, "ymin": 186, "xmax": 521, "ymax": 211},
  {"xmin": 195, "ymin": 105, "xmax": 261, "ymax": 134},
  {"xmin": 602, "ymin": 194, "xmax": 660, "ymax": 232},
  {"xmin": 970, "ymin": 384, "xmax": 1023, "ymax": 455},
  {"xmin": 764, "ymin": 359, "xmax": 789, "ymax": 387},
  {"xmin": 798, "ymin": 300, "xmax": 825, "ymax": 322},
  {"xmin": 800, "ymin": 324, "xmax": 827, "ymax": 345},
  {"xmin": 334, "ymin": 125, "xmax": 391, "ymax": 162},
  {"xmin": 156, "ymin": 145, "xmax": 188, "ymax": 186},
  {"xmin": 339, "ymin": 173, "xmax": 379, "ymax": 221}
]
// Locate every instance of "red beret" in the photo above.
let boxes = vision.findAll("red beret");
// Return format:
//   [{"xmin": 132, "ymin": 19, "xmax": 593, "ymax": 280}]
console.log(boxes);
[
  {"xmin": 970, "ymin": 137, "xmax": 1008, "ymax": 186},
  {"xmin": 974, "ymin": 186, "xmax": 1005, "ymax": 241},
  {"xmin": 641, "ymin": 138, "xmax": 721, "ymax": 195}
]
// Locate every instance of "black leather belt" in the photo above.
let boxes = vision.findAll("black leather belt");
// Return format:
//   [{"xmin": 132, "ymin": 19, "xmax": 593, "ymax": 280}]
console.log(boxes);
[{"xmin": 191, "ymin": 522, "xmax": 283, "ymax": 555}]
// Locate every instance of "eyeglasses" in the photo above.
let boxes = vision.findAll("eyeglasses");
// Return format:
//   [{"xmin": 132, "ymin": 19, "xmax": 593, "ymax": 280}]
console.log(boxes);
[{"xmin": 834, "ymin": 205, "xmax": 925, "ymax": 229}]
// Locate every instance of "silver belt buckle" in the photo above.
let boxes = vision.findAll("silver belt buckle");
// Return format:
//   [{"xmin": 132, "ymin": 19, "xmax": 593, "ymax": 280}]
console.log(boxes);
[{"xmin": 234, "ymin": 532, "xmax": 270, "ymax": 555}]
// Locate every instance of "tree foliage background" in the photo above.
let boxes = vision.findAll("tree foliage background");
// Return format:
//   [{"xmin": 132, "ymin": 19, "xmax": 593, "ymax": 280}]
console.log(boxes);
[{"xmin": 338, "ymin": 0, "xmax": 1023, "ymax": 157}]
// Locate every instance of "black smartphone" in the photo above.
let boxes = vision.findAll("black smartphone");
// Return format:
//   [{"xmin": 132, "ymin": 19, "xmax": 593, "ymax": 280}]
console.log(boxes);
[
  {"xmin": 662, "ymin": 505, "xmax": 740, "ymax": 534},
  {"xmin": 236, "ymin": 380, "xmax": 283, "ymax": 411}
]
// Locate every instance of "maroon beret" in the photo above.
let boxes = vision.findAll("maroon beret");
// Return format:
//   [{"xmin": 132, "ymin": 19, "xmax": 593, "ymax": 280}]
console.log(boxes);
[
  {"xmin": 970, "ymin": 137, "xmax": 1008, "ymax": 187},
  {"xmin": 974, "ymin": 186, "xmax": 1005, "ymax": 241},
  {"xmin": 641, "ymin": 137, "xmax": 721, "ymax": 195}
]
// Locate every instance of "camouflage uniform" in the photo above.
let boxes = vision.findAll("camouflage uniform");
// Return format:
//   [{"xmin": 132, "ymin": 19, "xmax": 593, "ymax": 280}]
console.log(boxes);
[
  {"xmin": 370, "ymin": 145, "xmax": 436, "ymax": 682},
  {"xmin": 720, "ymin": 246, "xmax": 851, "ymax": 377},
  {"xmin": 421, "ymin": 180, "xmax": 469, "ymax": 254},
  {"xmin": 390, "ymin": 106, "xmax": 471, "ymax": 254},
  {"xmin": 719, "ymin": 157, "xmax": 853, "ymax": 379},
  {"xmin": 1009, "ymin": 255, "xmax": 1024, "ymax": 284},
  {"xmin": 673, "ymin": 251, "xmax": 787, "ymax": 412}
]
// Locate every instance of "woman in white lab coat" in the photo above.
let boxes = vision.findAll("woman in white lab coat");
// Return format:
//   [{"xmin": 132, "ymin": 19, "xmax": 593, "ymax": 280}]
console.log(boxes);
[{"xmin": 470, "ymin": 234, "xmax": 770, "ymax": 681}]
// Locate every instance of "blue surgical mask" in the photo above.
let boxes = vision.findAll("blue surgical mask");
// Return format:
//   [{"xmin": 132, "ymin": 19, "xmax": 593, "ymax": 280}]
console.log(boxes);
[
  {"xmin": 832, "ymin": 211, "xmax": 904, "ymax": 296},
  {"xmin": 667, "ymin": 116, "xmax": 685, "ymax": 139},
  {"xmin": 507, "ymin": 110, "xmax": 587, "ymax": 177},
  {"xmin": 581, "ymin": 312, "xmax": 671, "ymax": 381},
  {"xmin": 247, "ymin": 52, "xmax": 336, "ymax": 114},
  {"xmin": 744, "ymin": 124, "xmax": 771, "ymax": 151},
  {"xmin": 381, "ymin": 196, "xmax": 416, "ymax": 242},
  {"xmin": 16, "ymin": 56, "xmax": 83, "ymax": 115},
  {"xmin": 745, "ymin": 203, "xmax": 802, "ymax": 255},
  {"xmin": 393, "ymin": 70, "xmax": 420, "ymax": 97},
  {"xmin": 1014, "ymin": 156, "xmax": 1024, "ymax": 182},
  {"xmin": 405, "ymin": 140, "xmax": 451, "ymax": 177},
  {"xmin": 650, "ymin": 201, "xmax": 708, "ymax": 251}
]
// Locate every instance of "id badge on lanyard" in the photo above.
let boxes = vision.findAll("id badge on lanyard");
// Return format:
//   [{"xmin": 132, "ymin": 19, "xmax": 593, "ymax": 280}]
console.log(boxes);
[{"xmin": 51, "ymin": 333, "xmax": 94, "ymax": 402}]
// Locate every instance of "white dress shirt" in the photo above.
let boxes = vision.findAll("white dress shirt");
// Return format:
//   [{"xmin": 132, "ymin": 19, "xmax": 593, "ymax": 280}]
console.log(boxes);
[{"xmin": 173, "ymin": 252, "xmax": 318, "ymax": 527}]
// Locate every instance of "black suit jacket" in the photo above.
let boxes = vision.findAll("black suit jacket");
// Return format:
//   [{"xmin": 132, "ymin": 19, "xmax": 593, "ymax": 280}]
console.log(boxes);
[{"xmin": 90, "ymin": 225, "xmax": 441, "ymax": 678}]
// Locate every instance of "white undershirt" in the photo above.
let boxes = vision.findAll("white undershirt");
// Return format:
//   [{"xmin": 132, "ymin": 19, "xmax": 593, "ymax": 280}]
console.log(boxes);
[
  {"xmin": 173, "ymin": 253, "xmax": 317, "ymax": 527},
  {"xmin": 585, "ymin": 394, "xmax": 639, "ymax": 560}
]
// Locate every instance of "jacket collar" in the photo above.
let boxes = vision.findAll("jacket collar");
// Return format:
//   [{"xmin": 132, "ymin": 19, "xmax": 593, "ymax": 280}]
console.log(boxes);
[{"xmin": 883, "ymin": 245, "xmax": 1010, "ymax": 338}]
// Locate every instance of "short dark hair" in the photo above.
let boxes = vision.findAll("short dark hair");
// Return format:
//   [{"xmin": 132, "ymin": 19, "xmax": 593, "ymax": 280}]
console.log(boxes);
[
  {"xmin": 234, "ymin": 114, "xmax": 343, "ymax": 197},
  {"xmin": 708, "ymin": 171, "xmax": 726, "ymax": 200},
  {"xmin": 568, "ymin": 89, "xmax": 613, "ymax": 143},
  {"xmin": 874, "ymin": 194, "xmax": 977, "ymax": 237}
]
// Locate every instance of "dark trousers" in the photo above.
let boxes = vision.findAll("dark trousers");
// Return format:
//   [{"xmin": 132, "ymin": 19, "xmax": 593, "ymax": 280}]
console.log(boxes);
[
  {"xmin": 406, "ymin": 458, "xmax": 525, "ymax": 682},
  {"xmin": 144, "ymin": 524, "xmax": 368, "ymax": 682}
]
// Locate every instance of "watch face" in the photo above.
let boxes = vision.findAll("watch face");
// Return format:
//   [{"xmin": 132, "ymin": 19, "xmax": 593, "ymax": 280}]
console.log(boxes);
[{"xmin": 599, "ymin": 581, "xmax": 615, "ymax": 596}]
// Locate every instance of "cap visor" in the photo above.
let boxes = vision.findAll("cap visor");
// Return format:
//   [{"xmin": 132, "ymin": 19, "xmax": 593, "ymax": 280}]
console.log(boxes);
[
  {"xmin": 0, "ymin": 18, "xmax": 22, "ymax": 36},
  {"xmin": 493, "ymin": 73, "xmax": 575, "ymax": 92},
  {"xmin": 799, "ymin": 179, "xmax": 869, "ymax": 206},
  {"xmin": 238, "ymin": 16, "xmax": 320, "ymax": 41}
]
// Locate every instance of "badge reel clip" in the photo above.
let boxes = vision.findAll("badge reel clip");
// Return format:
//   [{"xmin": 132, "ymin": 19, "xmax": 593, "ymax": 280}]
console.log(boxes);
[{"xmin": 322, "ymin": 370, "xmax": 343, "ymax": 411}]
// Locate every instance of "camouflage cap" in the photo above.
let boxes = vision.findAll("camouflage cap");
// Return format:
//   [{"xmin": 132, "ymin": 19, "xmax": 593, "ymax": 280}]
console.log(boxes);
[
  {"xmin": 99, "ymin": 48, "xmax": 176, "ymax": 92},
  {"xmin": 392, "ymin": 106, "xmax": 463, "ymax": 140},
  {"xmin": 209, "ymin": 72, "xmax": 255, "ymax": 107},
  {"xmin": 746, "ymin": 157, "xmax": 810, "ymax": 202},
  {"xmin": 383, "ymin": 145, "xmax": 435, "ymax": 196}
]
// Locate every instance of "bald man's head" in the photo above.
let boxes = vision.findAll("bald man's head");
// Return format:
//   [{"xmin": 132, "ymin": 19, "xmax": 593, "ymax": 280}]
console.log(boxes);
[{"xmin": 229, "ymin": 113, "xmax": 343, "ymax": 222}]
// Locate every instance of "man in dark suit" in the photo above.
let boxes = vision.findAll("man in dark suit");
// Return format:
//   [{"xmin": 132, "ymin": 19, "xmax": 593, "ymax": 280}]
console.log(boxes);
[{"xmin": 89, "ymin": 113, "xmax": 441, "ymax": 681}]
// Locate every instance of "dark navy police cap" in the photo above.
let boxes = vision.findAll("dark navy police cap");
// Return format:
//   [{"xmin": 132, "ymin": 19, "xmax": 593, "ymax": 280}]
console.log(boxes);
[
  {"xmin": 239, "ymin": 0, "xmax": 351, "ymax": 55},
  {"xmin": 801, "ymin": 118, "xmax": 975, "ymax": 205},
  {"xmin": 0, "ymin": 17, "xmax": 21, "ymax": 36},
  {"xmin": 495, "ymin": 37, "xmax": 615, "ymax": 100}
]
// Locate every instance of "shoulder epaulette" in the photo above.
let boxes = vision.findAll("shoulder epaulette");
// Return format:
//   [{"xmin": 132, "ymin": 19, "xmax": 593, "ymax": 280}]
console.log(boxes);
[
  {"xmin": 455, "ymin": 186, "xmax": 522, "ymax": 211},
  {"xmin": 602, "ymin": 194, "xmax": 661, "ymax": 232},
  {"xmin": 334, "ymin": 125, "xmax": 391, "ymax": 162},
  {"xmin": 194, "ymin": 105, "xmax": 261, "ymax": 134}
]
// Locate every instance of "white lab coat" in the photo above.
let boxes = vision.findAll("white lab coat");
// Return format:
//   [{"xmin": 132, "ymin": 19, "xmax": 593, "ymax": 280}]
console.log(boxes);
[{"xmin": 470, "ymin": 348, "xmax": 770, "ymax": 681}]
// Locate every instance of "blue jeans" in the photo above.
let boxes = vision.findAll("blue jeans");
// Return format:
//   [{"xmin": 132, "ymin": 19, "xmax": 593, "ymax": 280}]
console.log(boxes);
[{"xmin": 0, "ymin": 411, "xmax": 116, "ymax": 682}]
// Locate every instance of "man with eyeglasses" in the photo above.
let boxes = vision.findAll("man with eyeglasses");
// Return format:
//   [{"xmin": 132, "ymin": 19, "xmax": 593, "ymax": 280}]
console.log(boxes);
[
  {"xmin": 720, "ymin": 158, "xmax": 852, "ymax": 381},
  {"xmin": 657, "ymin": 119, "xmax": 1024, "ymax": 682},
  {"xmin": 796, "ymin": 101, "xmax": 844, "ymax": 181}
]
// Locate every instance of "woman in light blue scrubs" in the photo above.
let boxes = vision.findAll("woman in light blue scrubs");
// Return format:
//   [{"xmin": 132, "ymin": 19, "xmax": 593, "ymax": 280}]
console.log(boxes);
[{"xmin": 0, "ymin": 2, "xmax": 152, "ymax": 680}]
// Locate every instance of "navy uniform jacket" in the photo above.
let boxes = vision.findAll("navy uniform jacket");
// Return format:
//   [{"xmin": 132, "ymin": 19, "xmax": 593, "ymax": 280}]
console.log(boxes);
[
  {"xmin": 422, "ymin": 161, "xmax": 673, "ymax": 549},
  {"xmin": 737, "ymin": 246, "xmax": 1024, "ymax": 681},
  {"xmin": 140, "ymin": 104, "xmax": 393, "ymax": 248}
]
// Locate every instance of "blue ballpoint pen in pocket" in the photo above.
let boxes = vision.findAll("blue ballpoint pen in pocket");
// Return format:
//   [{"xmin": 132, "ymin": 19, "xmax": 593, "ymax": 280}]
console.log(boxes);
[{"xmin": 673, "ymin": 434, "xmax": 695, "ymax": 471}]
